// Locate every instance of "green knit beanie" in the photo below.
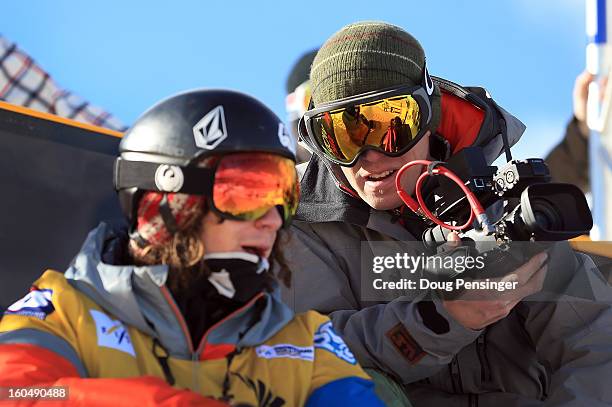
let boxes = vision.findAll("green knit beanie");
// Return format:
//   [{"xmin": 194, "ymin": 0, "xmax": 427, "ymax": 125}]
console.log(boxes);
[{"xmin": 310, "ymin": 21, "xmax": 441, "ymax": 131}]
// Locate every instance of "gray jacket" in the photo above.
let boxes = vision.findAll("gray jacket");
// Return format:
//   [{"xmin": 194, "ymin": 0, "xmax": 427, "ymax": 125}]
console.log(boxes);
[{"xmin": 283, "ymin": 89, "xmax": 612, "ymax": 405}]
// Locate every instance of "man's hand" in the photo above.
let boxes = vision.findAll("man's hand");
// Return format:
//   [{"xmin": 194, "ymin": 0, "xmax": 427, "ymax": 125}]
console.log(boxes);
[
  {"xmin": 573, "ymin": 70, "xmax": 595, "ymax": 126},
  {"xmin": 572, "ymin": 70, "xmax": 610, "ymax": 137},
  {"xmin": 441, "ymin": 233, "xmax": 548, "ymax": 330}
]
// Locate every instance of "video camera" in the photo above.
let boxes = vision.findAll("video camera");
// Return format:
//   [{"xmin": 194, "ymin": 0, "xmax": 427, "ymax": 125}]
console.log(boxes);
[
  {"xmin": 420, "ymin": 146, "xmax": 593, "ymax": 244},
  {"xmin": 403, "ymin": 147, "xmax": 593, "ymax": 282}
]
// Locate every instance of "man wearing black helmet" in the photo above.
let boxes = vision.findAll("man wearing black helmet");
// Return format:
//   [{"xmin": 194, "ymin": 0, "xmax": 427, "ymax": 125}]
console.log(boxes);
[
  {"xmin": 285, "ymin": 21, "xmax": 612, "ymax": 406},
  {"xmin": 0, "ymin": 89, "xmax": 384, "ymax": 406}
]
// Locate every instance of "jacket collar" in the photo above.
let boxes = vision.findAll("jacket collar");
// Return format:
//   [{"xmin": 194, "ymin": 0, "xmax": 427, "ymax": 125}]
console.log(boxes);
[
  {"xmin": 296, "ymin": 154, "xmax": 370, "ymax": 224},
  {"xmin": 64, "ymin": 222, "xmax": 294, "ymax": 358}
]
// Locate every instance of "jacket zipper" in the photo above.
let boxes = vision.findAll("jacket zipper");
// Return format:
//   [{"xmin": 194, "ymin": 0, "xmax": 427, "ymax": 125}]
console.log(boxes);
[
  {"xmin": 449, "ymin": 355, "xmax": 463, "ymax": 394},
  {"xmin": 159, "ymin": 286, "xmax": 195, "ymax": 353},
  {"xmin": 159, "ymin": 287, "xmax": 264, "ymax": 393},
  {"xmin": 159, "ymin": 286, "xmax": 197, "ymax": 390},
  {"xmin": 194, "ymin": 293, "xmax": 265, "ymax": 394},
  {"xmin": 195, "ymin": 292, "xmax": 265, "ymax": 356},
  {"xmin": 192, "ymin": 352, "xmax": 198, "ymax": 392},
  {"xmin": 475, "ymin": 333, "xmax": 492, "ymax": 382}
]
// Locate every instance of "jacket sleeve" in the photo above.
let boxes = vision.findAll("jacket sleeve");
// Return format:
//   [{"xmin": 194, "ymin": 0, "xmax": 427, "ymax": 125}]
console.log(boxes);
[
  {"xmin": 523, "ymin": 252, "xmax": 612, "ymax": 406},
  {"xmin": 285, "ymin": 221, "xmax": 482, "ymax": 384},
  {"xmin": 544, "ymin": 117, "xmax": 590, "ymax": 193},
  {"xmin": 0, "ymin": 343, "xmax": 227, "ymax": 407},
  {"xmin": 0, "ymin": 271, "xmax": 227, "ymax": 407},
  {"xmin": 305, "ymin": 315, "xmax": 384, "ymax": 407}
]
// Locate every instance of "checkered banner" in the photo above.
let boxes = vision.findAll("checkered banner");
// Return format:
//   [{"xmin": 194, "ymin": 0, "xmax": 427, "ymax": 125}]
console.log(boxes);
[{"xmin": 0, "ymin": 34, "xmax": 127, "ymax": 132}]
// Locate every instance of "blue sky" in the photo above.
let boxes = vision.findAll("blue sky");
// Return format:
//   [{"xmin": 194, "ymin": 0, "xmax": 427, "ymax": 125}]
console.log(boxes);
[{"xmin": 2, "ymin": 0, "xmax": 586, "ymax": 159}]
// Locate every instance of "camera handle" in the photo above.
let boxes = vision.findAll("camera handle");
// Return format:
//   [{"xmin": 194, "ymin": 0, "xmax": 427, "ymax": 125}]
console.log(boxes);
[{"xmin": 395, "ymin": 159, "xmax": 494, "ymax": 234}]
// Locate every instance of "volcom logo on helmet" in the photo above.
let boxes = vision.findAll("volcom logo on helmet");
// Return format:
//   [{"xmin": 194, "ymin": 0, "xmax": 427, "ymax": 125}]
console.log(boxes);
[
  {"xmin": 193, "ymin": 105, "xmax": 228, "ymax": 150},
  {"xmin": 155, "ymin": 165, "xmax": 184, "ymax": 192},
  {"xmin": 278, "ymin": 123, "xmax": 296, "ymax": 155}
]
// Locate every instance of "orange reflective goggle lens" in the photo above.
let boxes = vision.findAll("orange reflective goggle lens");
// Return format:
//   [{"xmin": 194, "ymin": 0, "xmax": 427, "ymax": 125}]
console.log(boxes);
[
  {"xmin": 309, "ymin": 94, "xmax": 423, "ymax": 164},
  {"xmin": 212, "ymin": 153, "xmax": 299, "ymax": 225}
]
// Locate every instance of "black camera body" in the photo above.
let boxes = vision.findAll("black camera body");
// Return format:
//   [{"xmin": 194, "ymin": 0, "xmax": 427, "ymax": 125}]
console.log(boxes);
[
  {"xmin": 417, "ymin": 147, "xmax": 593, "ymax": 282},
  {"xmin": 422, "ymin": 147, "xmax": 593, "ymax": 243}
]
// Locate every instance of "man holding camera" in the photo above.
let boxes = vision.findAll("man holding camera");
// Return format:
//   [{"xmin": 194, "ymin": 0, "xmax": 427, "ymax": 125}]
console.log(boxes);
[{"xmin": 284, "ymin": 21, "xmax": 612, "ymax": 406}]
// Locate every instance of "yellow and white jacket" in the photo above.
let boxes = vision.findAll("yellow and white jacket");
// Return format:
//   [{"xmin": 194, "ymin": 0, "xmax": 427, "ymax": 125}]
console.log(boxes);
[{"xmin": 0, "ymin": 223, "xmax": 384, "ymax": 407}]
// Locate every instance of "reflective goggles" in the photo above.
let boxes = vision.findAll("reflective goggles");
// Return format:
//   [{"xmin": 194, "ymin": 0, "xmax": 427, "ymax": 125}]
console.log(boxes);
[
  {"xmin": 300, "ymin": 62, "xmax": 434, "ymax": 166},
  {"xmin": 211, "ymin": 153, "xmax": 299, "ymax": 225},
  {"xmin": 114, "ymin": 152, "xmax": 299, "ymax": 227},
  {"xmin": 301, "ymin": 86, "xmax": 432, "ymax": 166}
]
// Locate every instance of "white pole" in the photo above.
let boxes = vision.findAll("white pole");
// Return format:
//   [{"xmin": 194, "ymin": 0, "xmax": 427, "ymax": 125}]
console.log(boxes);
[{"xmin": 586, "ymin": 0, "xmax": 612, "ymax": 240}]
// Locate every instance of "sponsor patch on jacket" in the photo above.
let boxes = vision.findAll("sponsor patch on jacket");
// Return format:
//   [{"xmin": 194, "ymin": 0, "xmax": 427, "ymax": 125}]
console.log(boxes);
[
  {"xmin": 90, "ymin": 309, "xmax": 136, "ymax": 357},
  {"xmin": 386, "ymin": 322, "xmax": 426, "ymax": 364},
  {"xmin": 255, "ymin": 344, "xmax": 314, "ymax": 361},
  {"xmin": 313, "ymin": 321, "xmax": 357, "ymax": 365},
  {"xmin": 4, "ymin": 288, "xmax": 55, "ymax": 320}
]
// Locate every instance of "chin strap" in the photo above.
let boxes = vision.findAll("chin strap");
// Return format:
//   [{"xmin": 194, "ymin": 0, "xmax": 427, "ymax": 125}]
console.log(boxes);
[{"xmin": 158, "ymin": 193, "xmax": 178, "ymax": 234}]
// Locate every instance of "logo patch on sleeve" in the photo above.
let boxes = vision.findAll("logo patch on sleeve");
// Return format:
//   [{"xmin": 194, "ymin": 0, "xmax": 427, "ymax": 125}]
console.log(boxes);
[
  {"xmin": 5, "ymin": 288, "xmax": 55, "ymax": 320},
  {"xmin": 90, "ymin": 310, "xmax": 136, "ymax": 357},
  {"xmin": 255, "ymin": 344, "xmax": 314, "ymax": 361},
  {"xmin": 386, "ymin": 323, "xmax": 426, "ymax": 364},
  {"xmin": 313, "ymin": 321, "xmax": 357, "ymax": 365}
]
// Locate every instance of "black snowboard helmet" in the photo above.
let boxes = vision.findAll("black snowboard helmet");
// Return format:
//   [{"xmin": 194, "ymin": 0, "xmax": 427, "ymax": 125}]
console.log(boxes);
[{"xmin": 113, "ymin": 89, "xmax": 297, "ymax": 228}]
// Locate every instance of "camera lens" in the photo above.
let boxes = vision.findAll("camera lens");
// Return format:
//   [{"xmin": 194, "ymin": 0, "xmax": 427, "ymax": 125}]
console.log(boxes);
[
  {"xmin": 530, "ymin": 199, "xmax": 564, "ymax": 231},
  {"xmin": 517, "ymin": 183, "xmax": 592, "ymax": 240}
]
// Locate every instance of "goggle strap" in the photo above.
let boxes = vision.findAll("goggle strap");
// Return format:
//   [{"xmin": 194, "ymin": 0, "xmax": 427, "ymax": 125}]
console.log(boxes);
[
  {"xmin": 158, "ymin": 193, "xmax": 179, "ymax": 234},
  {"xmin": 114, "ymin": 158, "xmax": 214, "ymax": 195}
]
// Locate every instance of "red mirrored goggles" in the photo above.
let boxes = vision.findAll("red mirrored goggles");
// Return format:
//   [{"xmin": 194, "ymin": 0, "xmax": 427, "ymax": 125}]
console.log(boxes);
[
  {"xmin": 114, "ymin": 152, "xmax": 299, "ymax": 226},
  {"xmin": 211, "ymin": 153, "xmax": 299, "ymax": 224}
]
